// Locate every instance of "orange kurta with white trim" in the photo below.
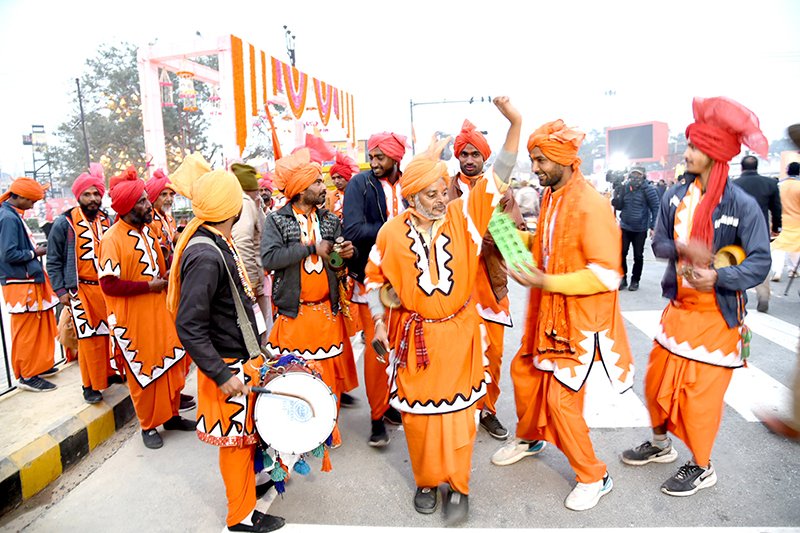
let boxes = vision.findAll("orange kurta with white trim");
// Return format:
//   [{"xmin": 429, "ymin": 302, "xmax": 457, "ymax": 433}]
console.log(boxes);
[{"xmin": 365, "ymin": 175, "xmax": 502, "ymax": 414}]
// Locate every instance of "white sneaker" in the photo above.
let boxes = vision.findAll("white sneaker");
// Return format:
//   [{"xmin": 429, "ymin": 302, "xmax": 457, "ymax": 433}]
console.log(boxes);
[
  {"xmin": 491, "ymin": 438, "xmax": 546, "ymax": 466},
  {"xmin": 565, "ymin": 473, "xmax": 613, "ymax": 511}
]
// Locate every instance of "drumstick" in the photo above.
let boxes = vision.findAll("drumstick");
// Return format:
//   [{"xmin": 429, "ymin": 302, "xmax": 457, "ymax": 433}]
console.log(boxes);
[{"xmin": 250, "ymin": 387, "xmax": 316, "ymax": 417}]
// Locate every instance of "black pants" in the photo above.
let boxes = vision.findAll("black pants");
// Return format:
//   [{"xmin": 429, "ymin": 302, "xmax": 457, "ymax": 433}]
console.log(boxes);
[{"xmin": 621, "ymin": 229, "xmax": 647, "ymax": 283}]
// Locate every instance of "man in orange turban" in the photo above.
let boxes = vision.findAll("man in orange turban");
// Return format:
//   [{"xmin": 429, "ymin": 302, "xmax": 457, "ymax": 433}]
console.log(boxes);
[
  {"xmin": 621, "ymin": 97, "xmax": 770, "ymax": 497},
  {"xmin": 171, "ymin": 160, "xmax": 285, "ymax": 532},
  {"xmin": 366, "ymin": 97, "xmax": 520, "ymax": 524},
  {"xmin": 262, "ymin": 146, "xmax": 358, "ymax": 447},
  {"xmin": 48, "ymin": 164, "xmax": 120, "ymax": 403},
  {"xmin": 447, "ymin": 118, "xmax": 524, "ymax": 441},
  {"xmin": 100, "ymin": 167, "xmax": 194, "ymax": 449},
  {"xmin": 0, "ymin": 178, "xmax": 60, "ymax": 392},
  {"xmin": 145, "ymin": 169, "xmax": 178, "ymax": 266},
  {"xmin": 325, "ymin": 152, "xmax": 359, "ymax": 219},
  {"xmin": 342, "ymin": 131, "xmax": 409, "ymax": 447},
  {"xmin": 491, "ymin": 118, "xmax": 634, "ymax": 512}
]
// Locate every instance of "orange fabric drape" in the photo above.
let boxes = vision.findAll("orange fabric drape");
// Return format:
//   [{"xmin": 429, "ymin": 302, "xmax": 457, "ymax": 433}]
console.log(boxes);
[
  {"xmin": 5, "ymin": 305, "xmax": 56, "ymax": 379},
  {"xmin": 475, "ymin": 320, "xmax": 504, "ymax": 415},
  {"xmin": 126, "ymin": 363, "xmax": 183, "ymax": 430},
  {"xmin": 219, "ymin": 445, "xmax": 256, "ymax": 527},
  {"xmin": 231, "ymin": 36, "xmax": 247, "ymax": 156}
]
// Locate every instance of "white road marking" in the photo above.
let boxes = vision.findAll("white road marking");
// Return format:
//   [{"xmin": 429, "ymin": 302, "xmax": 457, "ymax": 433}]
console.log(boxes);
[{"xmin": 277, "ymin": 526, "xmax": 800, "ymax": 533}]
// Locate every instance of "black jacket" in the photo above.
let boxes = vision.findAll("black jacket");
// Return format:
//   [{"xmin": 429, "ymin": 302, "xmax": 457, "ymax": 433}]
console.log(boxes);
[
  {"xmin": 175, "ymin": 226, "xmax": 259, "ymax": 386},
  {"xmin": 0, "ymin": 201, "xmax": 44, "ymax": 285},
  {"xmin": 46, "ymin": 207, "xmax": 111, "ymax": 297},
  {"xmin": 612, "ymin": 181, "xmax": 660, "ymax": 233},
  {"xmin": 261, "ymin": 202, "xmax": 353, "ymax": 318},
  {"xmin": 342, "ymin": 169, "xmax": 406, "ymax": 283},
  {"xmin": 733, "ymin": 170, "xmax": 781, "ymax": 233}
]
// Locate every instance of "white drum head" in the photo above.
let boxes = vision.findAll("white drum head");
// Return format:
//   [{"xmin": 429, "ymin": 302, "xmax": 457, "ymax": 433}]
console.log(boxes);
[{"xmin": 253, "ymin": 371, "xmax": 338, "ymax": 455}]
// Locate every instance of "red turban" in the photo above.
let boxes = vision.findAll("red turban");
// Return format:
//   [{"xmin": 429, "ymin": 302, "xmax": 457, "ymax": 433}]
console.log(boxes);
[
  {"xmin": 454, "ymin": 119, "xmax": 491, "ymax": 161},
  {"xmin": 0, "ymin": 177, "xmax": 49, "ymax": 204},
  {"xmin": 367, "ymin": 132, "xmax": 409, "ymax": 164},
  {"xmin": 275, "ymin": 148, "xmax": 322, "ymax": 200},
  {"xmin": 72, "ymin": 163, "xmax": 106, "ymax": 199},
  {"xmin": 145, "ymin": 169, "xmax": 172, "ymax": 204},
  {"xmin": 259, "ymin": 172, "xmax": 275, "ymax": 192},
  {"xmin": 400, "ymin": 136, "xmax": 451, "ymax": 199},
  {"xmin": 291, "ymin": 134, "xmax": 337, "ymax": 164},
  {"xmin": 109, "ymin": 166, "xmax": 146, "ymax": 216},
  {"xmin": 527, "ymin": 120, "xmax": 586, "ymax": 170},
  {"xmin": 329, "ymin": 152, "xmax": 359, "ymax": 181},
  {"xmin": 685, "ymin": 96, "xmax": 768, "ymax": 247}
]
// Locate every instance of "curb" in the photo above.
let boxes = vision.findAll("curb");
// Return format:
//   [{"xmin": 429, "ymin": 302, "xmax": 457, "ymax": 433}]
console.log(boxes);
[{"xmin": 0, "ymin": 384, "xmax": 135, "ymax": 515}]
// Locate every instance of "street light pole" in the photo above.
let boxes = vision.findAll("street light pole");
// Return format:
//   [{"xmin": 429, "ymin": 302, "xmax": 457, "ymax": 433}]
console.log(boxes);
[
  {"xmin": 76, "ymin": 78, "xmax": 91, "ymax": 168},
  {"xmin": 283, "ymin": 25, "xmax": 296, "ymax": 67},
  {"xmin": 408, "ymin": 96, "xmax": 492, "ymax": 155}
]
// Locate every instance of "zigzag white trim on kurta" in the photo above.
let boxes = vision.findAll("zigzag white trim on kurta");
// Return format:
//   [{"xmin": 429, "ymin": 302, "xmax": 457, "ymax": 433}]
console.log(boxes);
[
  {"xmin": 99, "ymin": 259, "xmax": 121, "ymax": 278},
  {"xmin": 390, "ymin": 380, "xmax": 487, "ymax": 415},
  {"xmin": 479, "ymin": 322, "xmax": 490, "ymax": 375},
  {"xmin": 265, "ymin": 342, "xmax": 343, "ymax": 361},
  {"xmin": 112, "ymin": 325, "xmax": 186, "ymax": 389},
  {"xmin": 587, "ymin": 263, "xmax": 622, "ymax": 291},
  {"xmin": 654, "ymin": 324, "xmax": 744, "ymax": 368},
  {"xmin": 475, "ymin": 303, "xmax": 512, "ymax": 326},
  {"xmin": 69, "ymin": 296, "xmax": 109, "ymax": 339},
  {"xmin": 129, "ymin": 228, "xmax": 159, "ymax": 279},
  {"xmin": 595, "ymin": 329, "xmax": 635, "ymax": 393},
  {"xmin": 5, "ymin": 293, "xmax": 59, "ymax": 314}
]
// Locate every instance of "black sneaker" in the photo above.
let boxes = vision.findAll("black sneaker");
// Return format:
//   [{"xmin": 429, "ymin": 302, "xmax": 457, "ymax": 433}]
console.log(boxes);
[
  {"xmin": 619, "ymin": 278, "xmax": 628, "ymax": 290},
  {"xmin": 661, "ymin": 461, "xmax": 717, "ymax": 496},
  {"xmin": 480, "ymin": 412, "xmax": 509, "ymax": 440},
  {"xmin": 142, "ymin": 428, "xmax": 163, "ymax": 449},
  {"xmin": 163, "ymin": 416, "xmax": 197, "ymax": 431},
  {"xmin": 629, "ymin": 281, "xmax": 640, "ymax": 291},
  {"xmin": 443, "ymin": 487, "xmax": 469, "ymax": 525},
  {"xmin": 106, "ymin": 374, "xmax": 124, "ymax": 385},
  {"xmin": 38, "ymin": 366, "xmax": 60, "ymax": 377},
  {"xmin": 228, "ymin": 510, "xmax": 285, "ymax": 532},
  {"xmin": 621, "ymin": 439, "xmax": 678, "ymax": 465},
  {"xmin": 181, "ymin": 393, "xmax": 194, "ymax": 402},
  {"xmin": 368, "ymin": 418, "xmax": 389, "ymax": 447},
  {"xmin": 179, "ymin": 397, "xmax": 197, "ymax": 412},
  {"xmin": 413, "ymin": 487, "xmax": 437, "ymax": 514},
  {"xmin": 83, "ymin": 386, "xmax": 103, "ymax": 404},
  {"xmin": 18, "ymin": 376, "xmax": 57, "ymax": 392},
  {"xmin": 382, "ymin": 406, "xmax": 403, "ymax": 425},
  {"xmin": 340, "ymin": 392, "xmax": 358, "ymax": 408}
]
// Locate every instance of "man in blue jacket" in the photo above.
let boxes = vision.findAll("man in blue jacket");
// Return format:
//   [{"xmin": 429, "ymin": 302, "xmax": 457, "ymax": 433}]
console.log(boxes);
[{"xmin": 611, "ymin": 165, "xmax": 660, "ymax": 291}]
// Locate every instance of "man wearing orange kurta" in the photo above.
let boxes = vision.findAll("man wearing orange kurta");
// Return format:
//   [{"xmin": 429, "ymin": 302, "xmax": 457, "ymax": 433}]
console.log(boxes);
[
  {"xmin": 99, "ymin": 167, "xmax": 194, "ymax": 449},
  {"xmin": 622, "ymin": 97, "xmax": 771, "ymax": 497},
  {"xmin": 47, "ymin": 164, "xmax": 118, "ymax": 403},
  {"xmin": 491, "ymin": 118, "xmax": 634, "ymax": 512},
  {"xmin": 261, "ymin": 140, "xmax": 358, "ymax": 447},
  {"xmin": 446, "ymin": 118, "xmax": 525, "ymax": 441},
  {"xmin": 366, "ymin": 97, "xmax": 519, "ymax": 524},
  {"xmin": 170, "ymin": 158, "xmax": 285, "ymax": 532},
  {"xmin": 145, "ymin": 169, "xmax": 178, "ymax": 266},
  {"xmin": 0, "ymin": 178, "xmax": 59, "ymax": 392}
]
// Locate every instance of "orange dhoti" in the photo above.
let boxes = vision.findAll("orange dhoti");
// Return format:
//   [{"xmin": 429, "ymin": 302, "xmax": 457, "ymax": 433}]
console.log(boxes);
[
  {"xmin": 476, "ymin": 319, "xmax": 504, "ymax": 415},
  {"xmin": 126, "ymin": 362, "xmax": 183, "ymax": 430},
  {"xmin": 511, "ymin": 353, "xmax": 606, "ymax": 484},
  {"xmin": 3, "ymin": 282, "xmax": 58, "ymax": 379},
  {"xmin": 70, "ymin": 283, "xmax": 113, "ymax": 390},
  {"xmin": 401, "ymin": 406, "xmax": 477, "ymax": 494},
  {"xmin": 356, "ymin": 302, "xmax": 393, "ymax": 421},
  {"xmin": 644, "ymin": 343, "xmax": 733, "ymax": 466},
  {"xmin": 196, "ymin": 356, "xmax": 262, "ymax": 526}
]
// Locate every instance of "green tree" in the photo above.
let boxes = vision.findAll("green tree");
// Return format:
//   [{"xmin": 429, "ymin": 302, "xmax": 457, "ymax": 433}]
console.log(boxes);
[
  {"xmin": 52, "ymin": 42, "xmax": 218, "ymax": 186},
  {"xmin": 577, "ymin": 129, "xmax": 606, "ymax": 175}
]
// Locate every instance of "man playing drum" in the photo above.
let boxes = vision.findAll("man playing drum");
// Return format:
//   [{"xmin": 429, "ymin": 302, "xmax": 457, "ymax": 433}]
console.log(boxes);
[{"xmin": 170, "ymin": 156, "xmax": 284, "ymax": 533}]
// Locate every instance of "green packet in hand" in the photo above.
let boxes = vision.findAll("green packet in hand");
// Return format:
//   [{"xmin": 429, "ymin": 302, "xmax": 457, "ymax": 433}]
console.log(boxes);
[{"xmin": 488, "ymin": 207, "xmax": 536, "ymax": 276}]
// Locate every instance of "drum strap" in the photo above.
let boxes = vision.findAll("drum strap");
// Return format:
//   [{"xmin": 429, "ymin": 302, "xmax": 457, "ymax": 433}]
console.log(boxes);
[{"xmin": 185, "ymin": 236, "xmax": 263, "ymax": 360}]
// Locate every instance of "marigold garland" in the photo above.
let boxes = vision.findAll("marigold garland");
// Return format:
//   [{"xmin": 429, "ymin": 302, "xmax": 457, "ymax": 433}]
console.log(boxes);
[
  {"xmin": 230, "ymin": 35, "xmax": 247, "ymax": 156},
  {"xmin": 333, "ymin": 87, "xmax": 339, "ymax": 121},
  {"xmin": 271, "ymin": 56, "xmax": 282, "ymax": 96},
  {"xmin": 339, "ymin": 89, "xmax": 345, "ymax": 128},
  {"xmin": 313, "ymin": 78, "xmax": 333, "ymax": 126},
  {"xmin": 345, "ymin": 92, "xmax": 351, "ymax": 139},
  {"xmin": 261, "ymin": 51, "xmax": 268, "ymax": 105},
  {"xmin": 249, "ymin": 44, "xmax": 258, "ymax": 116},
  {"xmin": 350, "ymin": 94, "xmax": 355, "ymax": 143},
  {"xmin": 281, "ymin": 63, "xmax": 308, "ymax": 119}
]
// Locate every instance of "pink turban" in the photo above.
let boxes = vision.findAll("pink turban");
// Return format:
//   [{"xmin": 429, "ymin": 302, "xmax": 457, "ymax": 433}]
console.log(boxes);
[
  {"xmin": 329, "ymin": 152, "xmax": 359, "ymax": 181},
  {"xmin": 109, "ymin": 166, "xmax": 145, "ymax": 215},
  {"xmin": 454, "ymin": 119, "xmax": 491, "ymax": 161},
  {"xmin": 145, "ymin": 169, "xmax": 172, "ymax": 204},
  {"xmin": 367, "ymin": 132, "xmax": 409, "ymax": 164},
  {"xmin": 72, "ymin": 163, "xmax": 106, "ymax": 199},
  {"xmin": 527, "ymin": 120, "xmax": 586, "ymax": 170},
  {"xmin": 259, "ymin": 172, "xmax": 275, "ymax": 192},
  {"xmin": 275, "ymin": 149, "xmax": 322, "ymax": 200}
]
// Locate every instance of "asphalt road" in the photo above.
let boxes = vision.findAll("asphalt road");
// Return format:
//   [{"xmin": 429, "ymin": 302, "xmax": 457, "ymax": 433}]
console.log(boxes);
[{"xmin": 6, "ymin": 244, "xmax": 800, "ymax": 532}]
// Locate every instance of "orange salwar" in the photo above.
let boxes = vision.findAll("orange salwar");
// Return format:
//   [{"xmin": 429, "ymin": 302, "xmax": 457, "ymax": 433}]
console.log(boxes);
[
  {"xmin": 645, "ymin": 344, "xmax": 732, "ymax": 466},
  {"xmin": 127, "ymin": 363, "xmax": 183, "ymax": 430},
  {"xmin": 355, "ymin": 300, "xmax": 395, "ymax": 421},
  {"xmin": 2, "ymin": 281, "xmax": 59, "ymax": 379},
  {"xmin": 219, "ymin": 445, "xmax": 257, "ymax": 526},
  {"xmin": 476, "ymin": 319, "xmax": 504, "ymax": 415},
  {"xmin": 76, "ymin": 334, "xmax": 112, "ymax": 389},
  {"xmin": 401, "ymin": 405, "xmax": 477, "ymax": 494},
  {"xmin": 511, "ymin": 352, "xmax": 606, "ymax": 483}
]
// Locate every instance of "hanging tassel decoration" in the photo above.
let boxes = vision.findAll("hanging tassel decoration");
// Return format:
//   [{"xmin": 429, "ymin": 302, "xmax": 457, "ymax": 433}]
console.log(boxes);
[
  {"xmin": 293, "ymin": 457, "xmax": 311, "ymax": 475},
  {"xmin": 271, "ymin": 459, "xmax": 289, "ymax": 496},
  {"xmin": 332, "ymin": 424, "xmax": 342, "ymax": 447},
  {"xmin": 325, "ymin": 433, "xmax": 333, "ymax": 447},
  {"xmin": 312, "ymin": 444, "xmax": 324, "ymax": 458},
  {"xmin": 321, "ymin": 448, "xmax": 332, "ymax": 472}
]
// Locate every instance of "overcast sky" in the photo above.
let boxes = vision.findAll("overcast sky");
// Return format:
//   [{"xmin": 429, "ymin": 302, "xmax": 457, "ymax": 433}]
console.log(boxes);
[{"xmin": 1, "ymin": 0, "xmax": 798, "ymax": 177}]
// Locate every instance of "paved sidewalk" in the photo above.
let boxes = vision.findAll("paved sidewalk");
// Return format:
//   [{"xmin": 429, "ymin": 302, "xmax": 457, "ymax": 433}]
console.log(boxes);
[{"xmin": 0, "ymin": 361, "xmax": 136, "ymax": 515}]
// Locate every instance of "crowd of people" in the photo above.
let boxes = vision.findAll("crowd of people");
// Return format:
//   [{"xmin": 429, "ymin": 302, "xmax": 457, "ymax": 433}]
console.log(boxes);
[{"xmin": 0, "ymin": 94, "xmax": 799, "ymax": 532}]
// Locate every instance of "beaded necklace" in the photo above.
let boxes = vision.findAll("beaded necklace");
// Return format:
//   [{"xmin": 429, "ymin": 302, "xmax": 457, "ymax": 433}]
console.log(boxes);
[{"xmin": 203, "ymin": 225, "xmax": 257, "ymax": 303}]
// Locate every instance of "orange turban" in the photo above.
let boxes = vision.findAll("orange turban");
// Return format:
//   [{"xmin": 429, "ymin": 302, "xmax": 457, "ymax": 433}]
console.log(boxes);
[
  {"xmin": 527, "ymin": 120, "xmax": 586, "ymax": 170},
  {"xmin": 72, "ymin": 163, "xmax": 105, "ymax": 198},
  {"xmin": 275, "ymin": 148, "xmax": 323, "ymax": 200},
  {"xmin": 400, "ymin": 136, "xmax": 451, "ymax": 199},
  {"xmin": 145, "ymin": 169, "xmax": 172, "ymax": 204},
  {"xmin": 329, "ymin": 152, "xmax": 359, "ymax": 181},
  {"xmin": 0, "ymin": 177, "xmax": 49, "ymax": 204},
  {"xmin": 109, "ymin": 166, "xmax": 145, "ymax": 215},
  {"xmin": 169, "ymin": 152, "xmax": 213, "ymax": 198},
  {"xmin": 168, "ymin": 168, "xmax": 244, "ymax": 313},
  {"xmin": 368, "ymin": 132, "xmax": 408, "ymax": 164},
  {"xmin": 454, "ymin": 119, "xmax": 491, "ymax": 161}
]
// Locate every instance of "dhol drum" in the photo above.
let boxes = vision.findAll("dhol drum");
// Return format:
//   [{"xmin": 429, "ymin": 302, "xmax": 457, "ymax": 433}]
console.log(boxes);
[{"xmin": 253, "ymin": 363, "xmax": 338, "ymax": 455}]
